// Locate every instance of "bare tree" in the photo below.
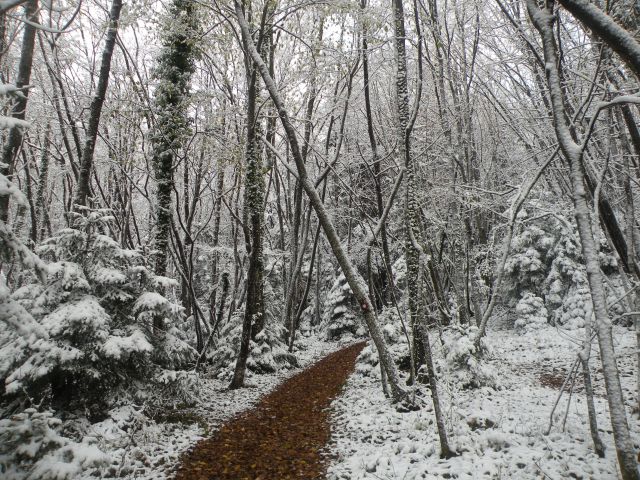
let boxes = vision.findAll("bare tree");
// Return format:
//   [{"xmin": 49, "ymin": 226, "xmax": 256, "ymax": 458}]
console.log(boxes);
[
  {"xmin": 527, "ymin": 1, "xmax": 640, "ymax": 477},
  {"xmin": 73, "ymin": 0, "xmax": 123, "ymax": 208},
  {"xmin": 0, "ymin": 0, "xmax": 37, "ymax": 221}
]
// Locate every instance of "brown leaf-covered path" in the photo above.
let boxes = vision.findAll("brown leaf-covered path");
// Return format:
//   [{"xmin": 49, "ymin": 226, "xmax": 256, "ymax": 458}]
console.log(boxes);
[{"xmin": 174, "ymin": 341, "xmax": 366, "ymax": 480}]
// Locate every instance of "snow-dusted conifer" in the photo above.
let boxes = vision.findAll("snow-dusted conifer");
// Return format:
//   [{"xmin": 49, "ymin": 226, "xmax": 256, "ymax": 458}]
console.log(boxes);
[
  {"xmin": 2, "ymin": 208, "xmax": 195, "ymax": 408},
  {"xmin": 322, "ymin": 273, "xmax": 363, "ymax": 340}
]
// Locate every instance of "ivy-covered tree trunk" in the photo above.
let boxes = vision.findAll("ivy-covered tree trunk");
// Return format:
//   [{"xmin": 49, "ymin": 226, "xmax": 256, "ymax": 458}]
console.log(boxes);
[
  {"xmin": 149, "ymin": 0, "xmax": 198, "ymax": 334},
  {"xmin": 73, "ymin": 0, "xmax": 123, "ymax": 208},
  {"xmin": 230, "ymin": 62, "xmax": 265, "ymax": 389},
  {"xmin": 0, "ymin": 0, "xmax": 37, "ymax": 222},
  {"xmin": 230, "ymin": 1, "xmax": 269, "ymax": 389},
  {"xmin": 392, "ymin": 0, "xmax": 423, "ymax": 373}
]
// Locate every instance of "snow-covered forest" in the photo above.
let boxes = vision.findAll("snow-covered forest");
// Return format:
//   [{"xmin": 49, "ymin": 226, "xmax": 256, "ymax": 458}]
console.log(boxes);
[{"xmin": 1, "ymin": 0, "xmax": 640, "ymax": 478}]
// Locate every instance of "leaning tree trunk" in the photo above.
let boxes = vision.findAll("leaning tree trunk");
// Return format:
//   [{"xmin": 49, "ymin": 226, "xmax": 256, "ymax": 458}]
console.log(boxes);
[
  {"xmin": 234, "ymin": 0, "xmax": 406, "ymax": 403},
  {"xmin": 73, "ymin": 0, "xmax": 123, "ymax": 208},
  {"xmin": 527, "ymin": 3, "xmax": 639, "ymax": 478},
  {"xmin": 0, "ymin": 0, "xmax": 37, "ymax": 222},
  {"xmin": 557, "ymin": 0, "xmax": 640, "ymax": 79},
  {"xmin": 283, "ymin": 18, "xmax": 321, "ymax": 345}
]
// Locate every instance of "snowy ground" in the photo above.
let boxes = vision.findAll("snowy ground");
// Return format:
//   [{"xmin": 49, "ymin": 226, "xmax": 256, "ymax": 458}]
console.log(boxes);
[
  {"xmin": 327, "ymin": 324, "xmax": 640, "ymax": 479},
  {"xmin": 77, "ymin": 335, "xmax": 344, "ymax": 480}
]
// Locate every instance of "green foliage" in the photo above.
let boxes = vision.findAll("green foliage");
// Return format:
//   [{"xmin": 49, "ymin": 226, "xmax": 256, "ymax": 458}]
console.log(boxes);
[
  {"xmin": 0, "ymin": 408, "xmax": 109, "ymax": 480},
  {"xmin": 151, "ymin": 0, "xmax": 200, "ymax": 157},
  {"xmin": 503, "ymin": 204, "xmax": 620, "ymax": 330},
  {"xmin": 1, "ymin": 209, "xmax": 195, "ymax": 409}
]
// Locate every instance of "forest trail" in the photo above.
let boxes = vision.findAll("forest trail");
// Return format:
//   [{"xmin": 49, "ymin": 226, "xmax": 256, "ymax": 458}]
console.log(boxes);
[{"xmin": 174, "ymin": 341, "xmax": 366, "ymax": 480}]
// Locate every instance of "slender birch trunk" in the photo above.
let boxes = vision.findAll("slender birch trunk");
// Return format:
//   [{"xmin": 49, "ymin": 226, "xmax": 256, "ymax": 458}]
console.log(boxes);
[{"xmin": 527, "ymin": 3, "xmax": 639, "ymax": 477}]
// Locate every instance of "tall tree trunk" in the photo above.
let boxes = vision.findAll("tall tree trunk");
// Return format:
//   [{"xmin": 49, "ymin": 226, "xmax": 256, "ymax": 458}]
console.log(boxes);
[
  {"xmin": 528, "ymin": 3, "xmax": 639, "ymax": 478},
  {"xmin": 0, "ymin": 0, "xmax": 37, "ymax": 222},
  {"xmin": 32, "ymin": 125, "xmax": 51, "ymax": 244},
  {"xmin": 392, "ymin": 0, "xmax": 424, "ymax": 369},
  {"xmin": 149, "ymin": 0, "xmax": 198, "ymax": 336},
  {"xmin": 209, "ymin": 166, "xmax": 225, "ymax": 326},
  {"xmin": 362, "ymin": 0, "xmax": 392, "ymax": 307},
  {"xmin": 73, "ymin": 0, "xmax": 123, "ymax": 208},
  {"xmin": 230, "ymin": 59, "xmax": 265, "ymax": 389},
  {"xmin": 230, "ymin": 0, "xmax": 270, "ymax": 389},
  {"xmin": 393, "ymin": 0, "xmax": 453, "ymax": 456}
]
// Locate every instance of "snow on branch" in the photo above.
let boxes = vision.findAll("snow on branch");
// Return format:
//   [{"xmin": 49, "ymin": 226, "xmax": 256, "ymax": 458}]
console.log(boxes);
[
  {"xmin": 0, "ymin": 0, "xmax": 27, "ymax": 14},
  {"xmin": 558, "ymin": 0, "xmax": 640, "ymax": 79}
]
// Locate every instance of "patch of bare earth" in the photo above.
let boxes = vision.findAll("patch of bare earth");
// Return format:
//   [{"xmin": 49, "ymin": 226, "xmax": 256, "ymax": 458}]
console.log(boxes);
[{"xmin": 174, "ymin": 341, "xmax": 366, "ymax": 480}]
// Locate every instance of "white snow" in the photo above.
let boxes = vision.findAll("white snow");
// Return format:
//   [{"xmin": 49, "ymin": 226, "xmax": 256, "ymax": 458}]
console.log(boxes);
[
  {"xmin": 0, "ymin": 116, "xmax": 29, "ymax": 130},
  {"xmin": 328, "ymin": 324, "xmax": 640, "ymax": 479},
  {"xmin": 133, "ymin": 292, "xmax": 170, "ymax": 315},
  {"xmin": 101, "ymin": 330, "xmax": 153, "ymax": 359}
]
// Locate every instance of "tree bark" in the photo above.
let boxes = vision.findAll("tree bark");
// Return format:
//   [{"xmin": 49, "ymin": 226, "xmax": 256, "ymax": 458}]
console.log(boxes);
[
  {"xmin": 73, "ymin": 0, "xmax": 123, "ymax": 208},
  {"xmin": 362, "ymin": 0, "xmax": 393, "ymax": 307},
  {"xmin": 528, "ymin": 3, "xmax": 639, "ymax": 477},
  {"xmin": 393, "ymin": 0, "xmax": 425, "ymax": 370},
  {"xmin": 557, "ymin": 0, "xmax": 640, "ymax": 79},
  {"xmin": 0, "ymin": 0, "xmax": 38, "ymax": 222},
  {"xmin": 230, "ymin": 0, "xmax": 271, "ymax": 389}
]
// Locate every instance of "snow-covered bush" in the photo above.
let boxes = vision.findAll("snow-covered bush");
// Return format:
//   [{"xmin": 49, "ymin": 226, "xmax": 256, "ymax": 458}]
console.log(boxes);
[
  {"xmin": 504, "ymin": 211, "xmax": 557, "ymax": 303},
  {"xmin": 207, "ymin": 311, "xmax": 241, "ymax": 377},
  {"xmin": 1, "ymin": 208, "xmax": 195, "ymax": 409},
  {"xmin": 0, "ymin": 408, "xmax": 109, "ymax": 480},
  {"xmin": 0, "ymin": 188, "xmax": 49, "ymax": 370},
  {"xmin": 552, "ymin": 283, "xmax": 592, "ymax": 329},
  {"xmin": 0, "ymin": 87, "xmax": 110, "ymax": 480},
  {"xmin": 321, "ymin": 273, "xmax": 365, "ymax": 340},
  {"xmin": 0, "ymin": 131, "xmax": 48, "ymax": 344},
  {"xmin": 297, "ymin": 303, "xmax": 315, "ymax": 337},
  {"xmin": 209, "ymin": 310, "xmax": 297, "ymax": 380},
  {"xmin": 355, "ymin": 343, "xmax": 380, "ymax": 378},
  {"xmin": 503, "ymin": 205, "xmax": 619, "ymax": 330},
  {"xmin": 514, "ymin": 293, "xmax": 548, "ymax": 331},
  {"xmin": 443, "ymin": 325, "xmax": 497, "ymax": 389},
  {"xmin": 375, "ymin": 304, "xmax": 406, "ymax": 345},
  {"xmin": 249, "ymin": 318, "xmax": 297, "ymax": 373}
]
